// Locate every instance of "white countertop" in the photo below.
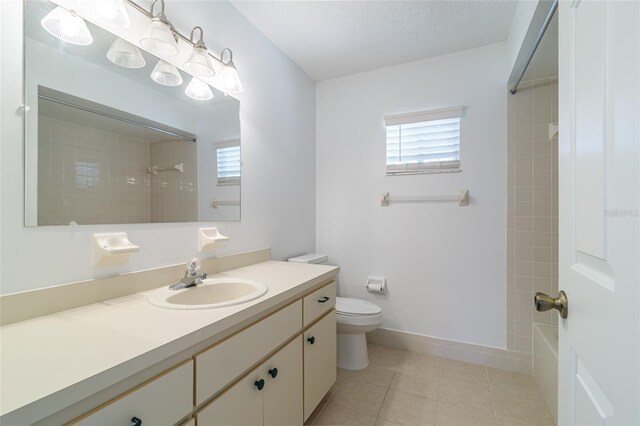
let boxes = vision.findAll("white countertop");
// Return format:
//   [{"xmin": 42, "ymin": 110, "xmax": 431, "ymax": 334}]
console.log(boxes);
[{"xmin": 0, "ymin": 260, "xmax": 338, "ymax": 424}]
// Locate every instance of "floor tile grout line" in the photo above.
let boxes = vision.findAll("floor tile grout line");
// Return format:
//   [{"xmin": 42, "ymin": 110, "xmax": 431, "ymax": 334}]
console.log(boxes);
[{"xmin": 374, "ymin": 370, "xmax": 395, "ymax": 419}]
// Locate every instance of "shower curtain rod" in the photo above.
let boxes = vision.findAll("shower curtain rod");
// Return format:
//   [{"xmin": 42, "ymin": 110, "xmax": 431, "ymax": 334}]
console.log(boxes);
[{"xmin": 507, "ymin": 0, "xmax": 558, "ymax": 95}]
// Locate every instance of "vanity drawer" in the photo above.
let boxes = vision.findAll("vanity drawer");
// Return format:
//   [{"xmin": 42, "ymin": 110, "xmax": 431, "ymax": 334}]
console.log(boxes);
[
  {"xmin": 71, "ymin": 360, "xmax": 193, "ymax": 426},
  {"xmin": 303, "ymin": 281, "xmax": 336, "ymax": 327},
  {"xmin": 195, "ymin": 300, "xmax": 302, "ymax": 405}
]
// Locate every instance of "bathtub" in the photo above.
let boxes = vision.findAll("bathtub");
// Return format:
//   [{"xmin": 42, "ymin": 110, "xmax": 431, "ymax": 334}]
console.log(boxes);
[{"xmin": 533, "ymin": 324, "xmax": 558, "ymax": 423}]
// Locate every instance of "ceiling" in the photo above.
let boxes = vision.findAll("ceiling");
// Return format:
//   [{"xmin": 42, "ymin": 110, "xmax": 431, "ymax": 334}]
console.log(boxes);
[{"xmin": 231, "ymin": 0, "xmax": 517, "ymax": 81}]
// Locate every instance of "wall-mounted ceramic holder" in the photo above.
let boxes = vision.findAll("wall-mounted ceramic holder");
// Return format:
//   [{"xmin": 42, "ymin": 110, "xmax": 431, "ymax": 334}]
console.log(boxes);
[
  {"xmin": 198, "ymin": 227, "xmax": 229, "ymax": 252},
  {"xmin": 93, "ymin": 232, "xmax": 139, "ymax": 266},
  {"xmin": 366, "ymin": 276, "xmax": 386, "ymax": 294}
]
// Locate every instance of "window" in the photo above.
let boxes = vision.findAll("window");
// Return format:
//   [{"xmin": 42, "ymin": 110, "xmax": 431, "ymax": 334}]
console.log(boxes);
[
  {"xmin": 384, "ymin": 107, "xmax": 464, "ymax": 175},
  {"xmin": 216, "ymin": 139, "xmax": 240, "ymax": 185}
]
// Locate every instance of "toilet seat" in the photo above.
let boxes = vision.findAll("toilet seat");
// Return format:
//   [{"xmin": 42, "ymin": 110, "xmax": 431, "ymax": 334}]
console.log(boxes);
[
  {"xmin": 336, "ymin": 297, "xmax": 383, "ymax": 328},
  {"xmin": 336, "ymin": 297, "xmax": 382, "ymax": 316}
]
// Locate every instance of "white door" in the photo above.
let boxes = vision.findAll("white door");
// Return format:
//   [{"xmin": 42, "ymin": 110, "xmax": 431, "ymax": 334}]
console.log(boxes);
[{"xmin": 558, "ymin": 0, "xmax": 639, "ymax": 425}]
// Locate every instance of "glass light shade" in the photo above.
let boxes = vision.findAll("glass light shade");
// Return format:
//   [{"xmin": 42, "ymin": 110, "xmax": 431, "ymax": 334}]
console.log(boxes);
[
  {"xmin": 79, "ymin": 0, "xmax": 130, "ymax": 29},
  {"xmin": 183, "ymin": 46, "xmax": 215, "ymax": 78},
  {"xmin": 140, "ymin": 19, "xmax": 178, "ymax": 57},
  {"xmin": 185, "ymin": 77, "xmax": 213, "ymax": 101},
  {"xmin": 40, "ymin": 7, "xmax": 93, "ymax": 46},
  {"xmin": 107, "ymin": 38, "xmax": 146, "ymax": 69},
  {"xmin": 220, "ymin": 62, "xmax": 243, "ymax": 94},
  {"xmin": 150, "ymin": 60, "xmax": 183, "ymax": 86}
]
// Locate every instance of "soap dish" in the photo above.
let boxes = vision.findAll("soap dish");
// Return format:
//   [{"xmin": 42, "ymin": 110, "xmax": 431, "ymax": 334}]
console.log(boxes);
[
  {"xmin": 198, "ymin": 227, "xmax": 229, "ymax": 251},
  {"xmin": 93, "ymin": 232, "xmax": 139, "ymax": 265}
]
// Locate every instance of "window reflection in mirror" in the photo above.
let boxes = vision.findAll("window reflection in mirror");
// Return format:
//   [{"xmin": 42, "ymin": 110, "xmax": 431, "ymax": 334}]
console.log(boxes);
[{"xmin": 24, "ymin": 0, "xmax": 241, "ymax": 226}]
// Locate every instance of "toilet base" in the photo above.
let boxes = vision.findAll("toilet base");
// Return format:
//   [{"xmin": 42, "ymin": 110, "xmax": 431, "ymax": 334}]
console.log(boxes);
[{"xmin": 337, "ymin": 332, "xmax": 369, "ymax": 370}]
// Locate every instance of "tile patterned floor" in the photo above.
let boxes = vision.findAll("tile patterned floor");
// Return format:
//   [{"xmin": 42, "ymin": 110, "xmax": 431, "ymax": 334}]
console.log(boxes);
[{"xmin": 305, "ymin": 344, "xmax": 555, "ymax": 426}]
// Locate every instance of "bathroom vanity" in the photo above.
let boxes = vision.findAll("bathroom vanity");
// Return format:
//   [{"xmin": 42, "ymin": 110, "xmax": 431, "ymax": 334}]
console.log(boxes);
[{"xmin": 0, "ymin": 250, "xmax": 338, "ymax": 425}]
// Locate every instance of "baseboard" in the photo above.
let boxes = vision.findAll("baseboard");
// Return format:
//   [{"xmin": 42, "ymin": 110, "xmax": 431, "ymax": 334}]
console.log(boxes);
[{"xmin": 367, "ymin": 327, "xmax": 533, "ymax": 375}]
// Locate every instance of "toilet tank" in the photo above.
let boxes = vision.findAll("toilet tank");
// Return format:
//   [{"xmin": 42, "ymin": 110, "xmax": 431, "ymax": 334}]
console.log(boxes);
[{"xmin": 288, "ymin": 253, "xmax": 328, "ymax": 265}]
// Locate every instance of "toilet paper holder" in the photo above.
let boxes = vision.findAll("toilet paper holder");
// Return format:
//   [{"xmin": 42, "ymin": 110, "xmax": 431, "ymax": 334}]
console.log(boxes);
[{"xmin": 366, "ymin": 277, "xmax": 386, "ymax": 294}]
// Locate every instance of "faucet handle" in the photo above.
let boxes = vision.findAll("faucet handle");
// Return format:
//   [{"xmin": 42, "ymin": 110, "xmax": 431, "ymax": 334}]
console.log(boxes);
[{"xmin": 186, "ymin": 258, "xmax": 201, "ymax": 275}]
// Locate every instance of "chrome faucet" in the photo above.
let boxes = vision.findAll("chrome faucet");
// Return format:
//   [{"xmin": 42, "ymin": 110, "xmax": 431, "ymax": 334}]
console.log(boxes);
[{"xmin": 169, "ymin": 258, "xmax": 208, "ymax": 290}]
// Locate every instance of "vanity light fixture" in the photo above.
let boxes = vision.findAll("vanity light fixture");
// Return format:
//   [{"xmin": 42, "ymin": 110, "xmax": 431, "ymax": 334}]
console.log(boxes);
[
  {"xmin": 183, "ymin": 26, "xmax": 215, "ymax": 78},
  {"xmin": 185, "ymin": 77, "xmax": 213, "ymax": 101},
  {"xmin": 40, "ymin": 6, "xmax": 93, "ymax": 46},
  {"xmin": 139, "ymin": 0, "xmax": 178, "ymax": 57},
  {"xmin": 107, "ymin": 38, "xmax": 146, "ymax": 68},
  {"xmin": 80, "ymin": 0, "xmax": 130, "ymax": 29},
  {"xmin": 220, "ymin": 48, "xmax": 244, "ymax": 94},
  {"xmin": 150, "ymin": 60, "xmax": 183, "ymax": 86}
]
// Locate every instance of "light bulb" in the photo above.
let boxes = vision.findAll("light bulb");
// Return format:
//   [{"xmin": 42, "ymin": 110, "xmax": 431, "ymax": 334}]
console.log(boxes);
[
  {"xmin": 96, "ymin": 2, "xmax": 118, "ymax": 19},
  {"xmin": 79, "ymin": 0, "xmax": 130, "ymax": 29},
  {"xmin": 140, "ymin": 18, "xmax": 178, "ymax": 57},
  {"xmin": 220, "ymin": 63, "xmax": 243, "ymax": 94},
  {"xmin": 150, "ymin": 60, "xmax": 183, "ymax": 86},
  {"xmin": 107, "ymin": 38, "xmax": 146, "ymax": 69},
  {"xmin": 41, "ymin": 7, "xmax": 93, "ymax": 46},
  {"xmin": 185, "ymin": 77, "xmax": 213, "ymax": 101},
  {"xmin": 59, "ymin": 16, "xmax": 81, "ymax": 37},
  {"xmin": 184, "ymin": 46, "xmax": 215, "ymax": 78}
]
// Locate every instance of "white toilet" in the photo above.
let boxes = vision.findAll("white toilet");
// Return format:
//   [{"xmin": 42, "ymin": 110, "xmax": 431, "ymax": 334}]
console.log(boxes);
[{"xmin": 288, "ymin": 253, "xmax": 383, "ymax": 370}]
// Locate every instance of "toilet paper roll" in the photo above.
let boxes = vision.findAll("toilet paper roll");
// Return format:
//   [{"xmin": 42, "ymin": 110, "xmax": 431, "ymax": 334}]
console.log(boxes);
[
  {"xmin": 366, "ymin": 283, "xmax": 384, "ymax": 293},
  {"xmin": 365, "ymin": 277, "xmax": 386, "ymax": 293}
]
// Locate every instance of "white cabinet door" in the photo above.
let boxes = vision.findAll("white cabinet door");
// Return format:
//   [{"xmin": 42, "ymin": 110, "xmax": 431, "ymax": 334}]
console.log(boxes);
[
  {"xmin": 196, "ymin": 301, "xmax": 302, "ymax": 405},
  {"xmin": 197, "ymin": 368, "xmax": 264, "ymax": 426},
  {"xmin": 72, "ymin": 361, "xmax": 193, "ymax": 426},
  {"xmin": 303, "ymin": 310, "xmax": 337, "ymax": 421},
  {"xmin": 558, "ymin": 1, "xmax": 639, "ymax": 424},
  {"xmin": 263, "ymin": 337, "xmax": 303, "ymax": 426}
]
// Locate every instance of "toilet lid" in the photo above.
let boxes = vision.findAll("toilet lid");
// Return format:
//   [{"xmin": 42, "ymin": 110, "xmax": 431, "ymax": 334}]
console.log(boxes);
[{"xmin": 336, "ymin": 297, "xmax": 382, "ymax": 316}]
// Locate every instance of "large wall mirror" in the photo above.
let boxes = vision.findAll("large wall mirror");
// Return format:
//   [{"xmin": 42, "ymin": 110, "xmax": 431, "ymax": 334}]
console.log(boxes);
[{"xmin": 24, "ymin": 0, "xmax": 241, "ymax": 226}]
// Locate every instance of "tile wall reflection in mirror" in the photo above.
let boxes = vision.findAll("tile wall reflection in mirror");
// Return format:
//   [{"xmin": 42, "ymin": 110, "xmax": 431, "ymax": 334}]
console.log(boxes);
[{"xmin": 25, "ymin": 0, "xmax": 241, "ymax": 226}]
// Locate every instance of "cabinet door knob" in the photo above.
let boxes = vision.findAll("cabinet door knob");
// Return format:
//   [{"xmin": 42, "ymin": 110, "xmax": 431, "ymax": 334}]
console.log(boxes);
[
  {"xmin": 131, "ymin": 417, "xmax": 142, "ymax": 426},
  {"xmin": 318, "ymin": 296, "xmax": 330, "ymax": 303},
  {"xmin": 307, "ymin": 336, "xmax": 315, "ymax": 344},
  {"xmin": 255, "ymin": 378, "xmax": 265, "ymax": 390},
  {"xmin": 268, "ymin": 368, "xmax": 278, "ymax": 378}
]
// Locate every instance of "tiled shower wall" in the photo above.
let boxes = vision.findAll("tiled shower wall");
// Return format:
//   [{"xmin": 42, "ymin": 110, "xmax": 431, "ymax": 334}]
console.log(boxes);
[
  {"xmin": 149, "ymin": 140, "xmax": 197, "ymax": 223},
  {"xmin": 38, "ymin": 118, "xmax": 198, "ymax": 225},
  {"xmin": 38, "ymin": 117, "xmax": 150, "ymax": 225},
  {"xmin": 506, "ymin": 77, "xmax": 559, "ymax": 356}
]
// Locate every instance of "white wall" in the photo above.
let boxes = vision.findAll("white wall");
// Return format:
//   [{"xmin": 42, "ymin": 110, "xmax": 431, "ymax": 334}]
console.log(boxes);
[
  {"xmin": 316, "ymin": 43, "xmax": 509, "ymax": 348},
  {"xmin": 0, "ymin": 0, "xmax": 316, "ymax": 294},
  {"xmin": 507, "ymin": 0, "xmax": 538, "ymax": 72}
]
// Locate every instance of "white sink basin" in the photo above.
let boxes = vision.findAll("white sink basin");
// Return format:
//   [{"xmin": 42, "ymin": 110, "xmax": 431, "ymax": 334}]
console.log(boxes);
[{"xmin": 149, "ymin": 278, "xmax": 268, "ymax": 310}]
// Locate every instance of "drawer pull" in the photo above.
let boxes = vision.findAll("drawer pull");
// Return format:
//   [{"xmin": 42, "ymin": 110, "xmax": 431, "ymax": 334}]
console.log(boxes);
[
  {"xmin": 255, "ymin": 379, "xmax": 265, "ymax": 390},
  {"xmin": 318, "ymin": 296, "xmax": 330, "ymax": 303},
  {"xmin": 131, "ymin": 417, "xmax": 142, "ymax": 426},
  {"xmin": 268, "ymin": 368, "xmax": 278, "ymax": 378},
  {"xmin": 307, "ymin": 336, "xmax": 315, "ymax": 344}
]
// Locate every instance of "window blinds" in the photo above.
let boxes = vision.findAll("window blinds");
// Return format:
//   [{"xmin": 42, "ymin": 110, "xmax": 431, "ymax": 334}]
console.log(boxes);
[
  {"xmin": 384, "ymin": 107, "xmax": 464, "ymax": 175},
  {"xmin": 216, "ymin": 143, "xmax": 241, "ymax": 184}
]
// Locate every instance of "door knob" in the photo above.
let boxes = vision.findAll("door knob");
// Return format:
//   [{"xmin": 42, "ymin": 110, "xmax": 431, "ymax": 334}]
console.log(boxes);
[
  {"xmin": 307, "ymin": 336, "xmax": 315, "ymax": 344},
  {"xmin": 255, "ymin": 379, "xmax": 265, "ymax": 390},
  {"xmin": 534, "ymin": 290, "xmax": 568, "ymax": 319}
]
